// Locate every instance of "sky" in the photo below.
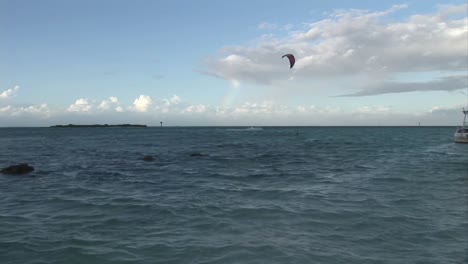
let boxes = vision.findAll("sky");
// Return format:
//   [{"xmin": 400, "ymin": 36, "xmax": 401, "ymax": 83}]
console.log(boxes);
[{"xmin": 1, "ymin": 0, "xmax": 467, "ymax": 126}]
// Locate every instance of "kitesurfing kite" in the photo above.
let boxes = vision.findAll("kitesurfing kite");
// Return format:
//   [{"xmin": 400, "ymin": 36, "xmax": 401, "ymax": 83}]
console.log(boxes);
[{"xmin": 282, "ymin": 54, "xmax": 295, "ymax": 69}]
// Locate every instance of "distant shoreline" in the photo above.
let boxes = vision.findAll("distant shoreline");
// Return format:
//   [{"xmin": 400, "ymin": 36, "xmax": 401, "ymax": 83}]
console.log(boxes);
[
  {"xmin": 50, "ymin": 124, "xmax": 148, "ymax": 128},
  {"xmin": 0, "ymin": 125, "xmax": 457, "ymax": 128}
]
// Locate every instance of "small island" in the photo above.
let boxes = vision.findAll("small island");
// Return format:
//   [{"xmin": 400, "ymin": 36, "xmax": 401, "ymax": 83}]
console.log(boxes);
[{"xmin": 50, "ymin": 124, "xmax": 148, "ymax": 128}]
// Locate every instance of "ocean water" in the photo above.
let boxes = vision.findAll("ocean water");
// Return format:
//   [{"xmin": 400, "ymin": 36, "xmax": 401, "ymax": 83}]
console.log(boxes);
[{"xmin": 0, "ymin": 127, "xmax": 467, "ymax": 264}]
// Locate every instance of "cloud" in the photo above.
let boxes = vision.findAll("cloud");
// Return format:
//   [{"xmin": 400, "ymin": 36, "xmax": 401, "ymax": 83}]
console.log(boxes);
[
  {"xmin": 357, "ymin": 105, "xmax": 392, "ymax": 113},
  {"xmin": 0, "ymin": 105, "xmax": 12, "ymax": 113},
  {"xmin": 0, "ymin": 94, "xmax": 465, "ymax": 126},
  {"xmin": 156, "ymin": 95, "xmax": 183, "ymax": 113},
  {"xmin": 109, "ymin": 96, "xmax": 118, "ymax": 103},
  {"xmin": 0, "ymin": 86, "xmax": 19, "ymax": 99},
  {"xmin": 0, "ymin": 103, "xmax": 50, "ymax": 117},
  {"xmin": 184, "ymin": 104, "xmax": 208, "ymax": 113},
  {"xmin": 18, "ymin": 104, "xmax": 51, "ymax": 116},
  {"xmin": 98, "ymin": 96, "xmax": 120, "ymax": 111},
  {"xmin": 132, "ymin": 95, "xmax": 152, "ymax": 112},
  {"xmin": 64, "ymin": 95, "xmax": 184, "ymax": 114},
  {"xmin": 337, "ymin": 75, "xmax": 468, "ymax": 96},
  {"xmin": 437, "ymin": 4, "xmax": 468, "ymax": 17},
  {"xmin": 204, "ymin": 4, "xmax": 467, "ymax": 95},
  {"xmin": 163, "ymin": 95, "xmax": 181, "ymax": 106},
  {"xmin": 67, "ymin": 98, "xmax": 92, "ymax": 112},
  {"xmin": 231, "ymin": 101, "xmax": 291, "ymax": 115}
]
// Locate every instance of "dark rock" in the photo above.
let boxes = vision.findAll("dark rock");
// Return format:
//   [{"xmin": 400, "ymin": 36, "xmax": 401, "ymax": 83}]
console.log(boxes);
[
  {"xmin": 190, "ymin": 152, "xmax": 207, "ymax": 157},
  {"xmin": 1, "ymin": 163, "xmax": 34, "ymax": 175},
  {"xmin": 143, "ymin": 155, "xmax": 155, "ymax": 161}
]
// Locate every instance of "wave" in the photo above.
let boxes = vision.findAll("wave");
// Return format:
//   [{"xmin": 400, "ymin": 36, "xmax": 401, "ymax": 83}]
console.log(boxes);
[{"xmin": 225, "ymin": 127, "xmax": 263, "ymax": 131}]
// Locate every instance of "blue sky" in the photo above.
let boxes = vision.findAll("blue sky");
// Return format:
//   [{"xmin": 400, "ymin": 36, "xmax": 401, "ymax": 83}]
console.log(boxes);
[{"xmin": 1, "ymin": 0, "xmax": 467, "ymax": 126}]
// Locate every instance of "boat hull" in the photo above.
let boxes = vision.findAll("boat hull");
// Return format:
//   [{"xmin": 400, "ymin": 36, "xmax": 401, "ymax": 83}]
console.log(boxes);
[{"xmin": 454, "ymin": 133, "xmax": 468, "ymax": 143}]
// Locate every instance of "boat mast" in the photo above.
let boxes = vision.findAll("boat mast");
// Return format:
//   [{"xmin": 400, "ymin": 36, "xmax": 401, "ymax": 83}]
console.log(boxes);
[
  {"xmin": 463, "ymin": 108, "xmax": 467, "ymax": 130},
  {"xmin": 465, "ymin": 85, "xmax": 468, "ymax": 130}
]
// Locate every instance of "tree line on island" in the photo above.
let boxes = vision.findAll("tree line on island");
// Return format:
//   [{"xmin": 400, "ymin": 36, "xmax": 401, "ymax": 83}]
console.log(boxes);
[{"xmin": 50, "ymin": 124, "xmax": 148, "ymax": 128}]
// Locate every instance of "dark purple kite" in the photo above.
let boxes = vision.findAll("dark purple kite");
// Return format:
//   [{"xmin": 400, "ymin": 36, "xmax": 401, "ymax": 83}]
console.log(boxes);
[{"xmin": 282, "ymin": 54, "xmax": 295, "ymax": 69}]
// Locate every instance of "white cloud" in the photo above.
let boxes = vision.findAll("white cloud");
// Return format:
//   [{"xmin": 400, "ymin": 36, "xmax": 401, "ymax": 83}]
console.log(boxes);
[
  {"xmin": 0, "ymin": 103, "xmax": 51, "ymax": 117},
  {"xmin": 430, "ymin": 106, "xmax": 442, "ymax": 113},
  {"xmin": 67, "ymin": 98, "xmax": 92, "ymax": 112},
  {"xmin": 0, "ymin": 94, "xmax": 464, "ymax": 126},
  {"xmin": 294, "ymin": 105, "xmax": 343, "ymax": 115},
  {"xmin": 438, "ymin": 4, "xmax": 468, "ymax": 17},
  {"xmin": 98, "ymin": 96, "xmax": 120, "ymax": 111},
  {"xmin": 231, "ymin": 101, "xmax": 291, "ymax": 115},
  {"xmin": 357, "ymin": 106, "xmax": 392, "ymax": 113},
  {"xmin": 0, "ymin": 105, "xmax": 12, "ymax": 113},
  {"xmin": 157, "ymin": 95, "xmax": 183, "ymax": 113},
  {"xmin": 132, "ymin": 95, "xmax": 152, "ymax": 112},
  {"xmin": 184, "ymin": 104, "xmax": 208, "ymax": 113},
  {"xmin": 296, "ymin": 106, "xmax": 307, "ymax": 113},
  {"xmin": 19, "ymin": 104, "xmax": 51, "ymax": 116},
  {"xmin": 163, "ymin": 94, "xmax": 181, "ymax": 106},
  {"xmin": 204, "ymin": 4, "xmax": 468, "ymax": 95},
  {"xmin": 98, "ymin": 101, "xmax": 111, "ymax": 110},
  {"xmin": 109, "ymin": 96, "xmax": 118, "ymax": 103},
  {"xmin": 0, "ymin": 86, "xmax": 19, "ymax": 99}
]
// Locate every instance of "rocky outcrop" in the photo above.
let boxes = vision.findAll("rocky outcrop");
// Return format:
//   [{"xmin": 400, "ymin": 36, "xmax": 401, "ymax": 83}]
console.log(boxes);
[
  {"xmin": 143, "ymin": 155, "xmax": 155, "ymax": 161},
  {"xmin": 190, "ymin": 153, "xmax": 207, "ymax": 157},
  {"xmin": 1, "ymin": 163, "xmax": 34, "ymax": 175}
]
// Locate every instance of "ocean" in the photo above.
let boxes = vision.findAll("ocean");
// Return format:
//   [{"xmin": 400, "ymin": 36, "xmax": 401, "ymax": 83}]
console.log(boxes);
[{"xmin": 0, "ymin": 127, "xmax": 467, "ymax": 264}]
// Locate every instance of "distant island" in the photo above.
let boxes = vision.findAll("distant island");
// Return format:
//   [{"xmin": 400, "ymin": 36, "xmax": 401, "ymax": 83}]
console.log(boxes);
[{"xmin": 50, "ymin": 124, "xmax": 148, "ymax": 128}]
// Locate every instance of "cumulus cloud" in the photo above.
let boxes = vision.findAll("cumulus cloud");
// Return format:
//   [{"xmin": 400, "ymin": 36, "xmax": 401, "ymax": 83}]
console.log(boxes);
[
  {"xmin": 0, "ymin": 86, "xmax": 19, "ymax": 99},
  {"xmin": 232, "ymin": 101, "xmax": 291, "ymax": 115},
  {"xmin": 18, "ymin": 104, "xmax": 51, "ymax": 116},
  {"xmin": 204, "ymin": 4, "xmax": 467, "ymax": 95},
  {"xmin": 67, "ymin": 98, "xmax": 93, "ymax": 112},
  {"xmin": 0, "ymin": 103, "xmax": 51, "ymax": 117},
  {"xmin": 132, "ymin": 95, "xmax": 152, "ymax": 112},
  {"xmin": 66, "ymin": 96, "xmax": 124, "ymax": 113},
  {"xmin": 0, "ymin": 94, "xmax": 464, "ymax": 126},
  {"xmin": 357, "ymin": 105, "xmax": 392, "ymax": 113},
  {"xmin": 155, "ymin": 95, "xmax": 183, "ymax": 113},
  {"xmin": 184, "ymin": 104, "xmax": 208, "ymax": 113},
  {"xmin": 0, "ymin": 105, "xmax": 12, "ymax": 113},
  {"xmin": 163, "ymin": 95, "xmax": 181, "ymax": 106},
  {"xmin": 98, "ymin": 96, "xmax": 120, "ymax": 111},
  {"xmin": 110, "ymin": 96, "xmax": 118, "ymax": 103}
]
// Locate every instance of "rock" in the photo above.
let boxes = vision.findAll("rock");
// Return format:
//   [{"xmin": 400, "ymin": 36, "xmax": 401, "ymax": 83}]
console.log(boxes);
[
  {"xmin": 190, "ymin": 152, "xmax": 207, "ymax": 157},
  {"xmin": 143, "ymin": 155, "xmax": 155, "ymax": 161},
  {"xmin": 1, "ymin": 163, "xmax": 34, "ymax": 175}
]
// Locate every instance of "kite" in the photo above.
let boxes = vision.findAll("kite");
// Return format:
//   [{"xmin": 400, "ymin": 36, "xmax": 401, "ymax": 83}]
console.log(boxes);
[{"xmin": 282, "ymin": 54, "xmax": 295, "ymax": 69}]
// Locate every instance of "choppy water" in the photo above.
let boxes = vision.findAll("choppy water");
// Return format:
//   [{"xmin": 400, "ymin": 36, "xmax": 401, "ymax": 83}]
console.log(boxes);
[{"xmin": 0, "ymin": 127, "xmax": 467, "ymax": 264}]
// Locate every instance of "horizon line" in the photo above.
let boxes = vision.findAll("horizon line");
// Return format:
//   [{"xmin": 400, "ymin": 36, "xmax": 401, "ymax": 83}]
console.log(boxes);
[{"xmin": 0, "ymin": 125, "xmax": 458, "ymax": 128}]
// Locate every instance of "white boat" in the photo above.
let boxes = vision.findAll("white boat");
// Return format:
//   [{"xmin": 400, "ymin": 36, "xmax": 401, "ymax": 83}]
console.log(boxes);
[{"xmin": 454, "ymin": 108, "xmax": 468, "ymax": 143}]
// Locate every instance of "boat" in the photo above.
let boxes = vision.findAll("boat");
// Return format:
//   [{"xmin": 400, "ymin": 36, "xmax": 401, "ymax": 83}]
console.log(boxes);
[{"xmin": 454, "ymin": 108, "xmax": 468, "ymax": 143}]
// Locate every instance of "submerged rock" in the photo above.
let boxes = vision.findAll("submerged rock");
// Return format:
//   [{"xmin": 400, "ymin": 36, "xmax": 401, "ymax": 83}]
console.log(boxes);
[
  {"xmin": 1, "ymin": 163, "xmax": 34, "ymax": 175},
  {"xmin": 190, "ymin": 152, "xmax": 207, "ymax": 157},
  {"xmin": 143, "ymin": 155, "xmax": 155, "ymax": 162}
]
